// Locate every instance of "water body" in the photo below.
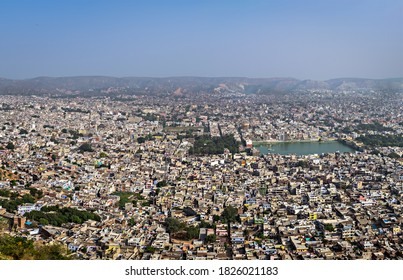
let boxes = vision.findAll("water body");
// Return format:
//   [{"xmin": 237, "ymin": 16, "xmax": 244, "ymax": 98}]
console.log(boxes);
[{"xmin": 255, "ymin": 141, "xmax": 355, "ymax": 155}]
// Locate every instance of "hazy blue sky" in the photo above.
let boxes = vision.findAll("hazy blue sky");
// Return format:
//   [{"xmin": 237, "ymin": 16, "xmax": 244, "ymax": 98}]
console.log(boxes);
[{"xmin": 0, "ymin": 0, "xmax": 402, "ymax": 80}]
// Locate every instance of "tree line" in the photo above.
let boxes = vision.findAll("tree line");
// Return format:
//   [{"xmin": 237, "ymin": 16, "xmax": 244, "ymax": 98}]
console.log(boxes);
[
  {"xmin": 189, "ymin": 135, "xmax": 239, "ymax": 155},
  {"xmin": 357, "ymin": 134, "xmax": 403, "ymax": 147},
  {"xmin": 24, "ymin": 206, "xmax": 101, "ymax": 226}
]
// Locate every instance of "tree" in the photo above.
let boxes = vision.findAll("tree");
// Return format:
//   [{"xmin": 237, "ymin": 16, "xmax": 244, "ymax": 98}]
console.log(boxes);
[
  {"xmin": 0, "ymin": 235, "xmax": 34, "ymax": 259},
  {"xmin": 99, "ymin": 152, "xmax": 108, "ymax": 158},
  {"xmin": 24, "ymin": 207, "xmax": 100, "ymax": 225},
  {"xmin": 185, "ymin": 226, "xmax": 199, "ymax": 240},
  {"xmin": 28, "ymin": 188, "xmax": 43, "ymax": 199},
  {"xmin": 324, "ymin": 224, "xmax": 335, "ymax": 232},
  {"xmin": 183, "ymin": 207, "xmax": 197, "ymax": 216},
  {"xmin": 356, "ymin": 134, "xmax": 403, "ymax": 147},
  {"xmin": 6, "ymin": 142, "xmax": 15, "ymax": 150},
  {"xmin": 205, "ymin": 234, "xmax": 216, "ymax": 244},
  {"xmin": 128, "ymin": 218, "xmax": 136, "ymax": 227},
  {"xmin": 145, "ymin": 246, "xmax": 156, "ymax": 253},
  {"xmin": 39, "ymin": 218, "xmax": 49, "ymax": 225},
  {"xmin": 156, "ymin": 180, "xmax": 167, "ymax": 188},
  {"xmin": 213, "ymin": 215, "xmax": 220, "ymax": 222},
  {"xmin": 199, "ymin": 220, "xmax": 213, "ymax": 229},
  {"xmin": 71, "ymin": 215, "xmax": 82, "ymax": 224},
  {"xmin": 164, "ymin": 218, "xmax": 185, "ymax": 234},
  {"xmin": 78, "ymin": 143, "xmax": 94, "ymax": 152},
  {"xmin": 388, "ymin": 152, "xmax": 400, "ymax": 159},
  {"xmin": 296, "ymin": 160, "xmax": 308, "ymax": 168},
  {"xmin": 190, "ymin": 135, "xmax": 240, "ymax": 155},
  {"xmin": 0, "ymin": 235, "xmax": 71, "ymax": 260},
  {"xmin": 220, "ymin": 206, "xmax": 238, "ymax": 223},
  {"xmin": 34, "ymin": 244, "xmax": 71, "ymax": 260}
]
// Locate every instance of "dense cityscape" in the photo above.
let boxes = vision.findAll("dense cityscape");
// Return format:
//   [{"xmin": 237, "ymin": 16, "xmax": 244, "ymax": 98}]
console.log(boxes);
[{"xmin": 0, "ymin": 88, "xmax": 402, "ymax": 260}]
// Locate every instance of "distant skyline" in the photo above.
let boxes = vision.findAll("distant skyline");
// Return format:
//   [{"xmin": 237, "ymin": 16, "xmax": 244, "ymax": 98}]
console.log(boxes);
[{"xmin": 0, "ymin": 0, "xmax": 402, "ymax": 80}]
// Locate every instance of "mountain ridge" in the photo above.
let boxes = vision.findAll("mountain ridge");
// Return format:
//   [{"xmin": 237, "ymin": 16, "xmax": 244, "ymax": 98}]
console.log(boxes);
[{"xmin": 0, "ymin": 76, "xmax": 402, "ymax": 95}]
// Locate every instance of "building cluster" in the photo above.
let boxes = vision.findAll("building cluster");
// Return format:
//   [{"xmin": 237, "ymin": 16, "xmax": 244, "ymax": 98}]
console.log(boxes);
[{"xmin": 0, "ymin": 92, "xmax": 402, "ymax": 260}]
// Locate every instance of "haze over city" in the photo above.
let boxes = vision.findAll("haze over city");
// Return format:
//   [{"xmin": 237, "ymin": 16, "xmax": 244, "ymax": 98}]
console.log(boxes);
[{"xmin": 0, "ymin": 0, "xmax": 402, "ymax": 80}]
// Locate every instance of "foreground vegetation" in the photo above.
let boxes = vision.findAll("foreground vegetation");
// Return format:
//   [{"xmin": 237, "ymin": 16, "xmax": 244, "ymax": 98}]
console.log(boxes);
[{"xmin": 0, "ymin": 235, "xmax": 72, "ymax": 260}]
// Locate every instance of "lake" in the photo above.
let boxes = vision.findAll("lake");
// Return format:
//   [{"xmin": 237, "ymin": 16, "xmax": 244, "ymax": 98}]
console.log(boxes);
[{"xmin": 255, "ymin": 141, "xmax": 355, "ymax": 155}]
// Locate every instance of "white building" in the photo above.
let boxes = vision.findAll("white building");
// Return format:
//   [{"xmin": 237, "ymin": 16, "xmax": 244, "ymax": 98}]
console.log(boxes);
[{"xmin": 17, "ymin": 203, "xmax": 42, "ymax": 215}]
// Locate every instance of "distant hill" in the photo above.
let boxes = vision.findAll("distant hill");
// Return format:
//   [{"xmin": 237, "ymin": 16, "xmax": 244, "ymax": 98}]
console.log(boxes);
[{"xmin": 0, "ymin": 76, "xmax": 402, "ymax": 96}]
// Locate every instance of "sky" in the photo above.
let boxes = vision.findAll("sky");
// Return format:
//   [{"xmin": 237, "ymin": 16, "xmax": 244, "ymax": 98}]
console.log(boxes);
[{"xmin": 0, "ymin": 0, "xmax": 402, "ymax": 80}]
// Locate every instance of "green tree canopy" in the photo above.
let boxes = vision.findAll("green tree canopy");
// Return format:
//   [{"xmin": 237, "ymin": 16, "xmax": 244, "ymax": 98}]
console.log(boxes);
[
  {"xmin": 0, "ymin": 235, "xmax": 72, "ymax": 260},
  {"xmin": 6, "ymin": 142, "xmax": 15, "ymax": 150},
  {"xmin": 78, "ymin": 143, "xmax": 94, "ymax": 152},
  {"xmin": 220, "ymin": 206, "xmax": 239, "ymax": 223},
  {"xmin": 164, "ymin": 217, "xmax": 185, "ymax": 234}
]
